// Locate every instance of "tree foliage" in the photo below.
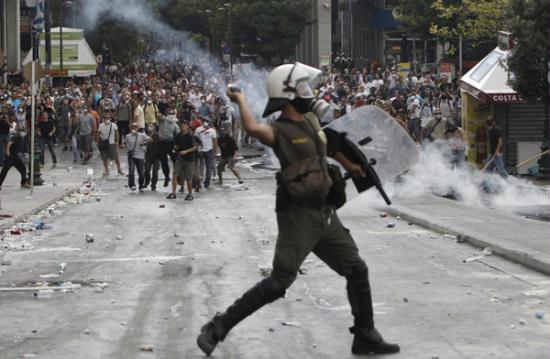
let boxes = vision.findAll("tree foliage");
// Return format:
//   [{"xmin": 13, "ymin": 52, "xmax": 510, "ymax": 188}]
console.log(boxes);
[
  {"xmin": 85, "ymin": 21, "xmax": 148, "ymax": 65},
  {"xmin": 505, "ymin": 0, "xmax": 549, "ymax": 103},
  {"xmin": 159, "ymin": 0, "xmax": 310, "ymax": 65},
  {"xmin": 395, "ymin": 0, "xmax": 509, "ymax": 56}
]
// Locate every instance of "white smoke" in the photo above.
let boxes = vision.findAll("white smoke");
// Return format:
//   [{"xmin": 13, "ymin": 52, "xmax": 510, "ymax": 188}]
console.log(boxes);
[
  {"xmin": 79, "ymin": 0, "xmax": 270, "ymax": 119},
  {"xmin": 387, "ymin": 141, "xmax": 549, "ymax": 212}
]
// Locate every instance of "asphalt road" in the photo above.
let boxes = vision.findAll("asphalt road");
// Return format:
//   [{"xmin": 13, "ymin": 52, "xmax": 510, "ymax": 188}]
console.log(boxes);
[{"xmin": 0, "ymin": 165, "xmax": 548, "ymax": 359}]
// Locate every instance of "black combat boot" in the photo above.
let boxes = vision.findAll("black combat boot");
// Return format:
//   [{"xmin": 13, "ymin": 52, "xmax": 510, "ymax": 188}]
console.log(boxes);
[
  {"xmin": 350, "ymin": 326, "xmax": 400, "ymax": 355},
  {"xmin": 346, "ymin": 260, "xmax": 400, "ymax": 355},
  {"xmin": 197, "ymin": 277, "xmax": 286, "ymax": 356}
]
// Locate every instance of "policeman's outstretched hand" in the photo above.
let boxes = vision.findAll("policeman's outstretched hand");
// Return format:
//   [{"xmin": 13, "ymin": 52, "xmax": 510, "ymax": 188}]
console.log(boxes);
[{"xmin": 226, "ymin": 85, "xmax": 245, "ymax": 104}]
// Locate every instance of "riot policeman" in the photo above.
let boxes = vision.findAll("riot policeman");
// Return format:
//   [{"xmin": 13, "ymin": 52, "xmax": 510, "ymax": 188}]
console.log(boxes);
[{"xmin": 197, "ymin": 63, "xmax": 400, "ymax": 356}]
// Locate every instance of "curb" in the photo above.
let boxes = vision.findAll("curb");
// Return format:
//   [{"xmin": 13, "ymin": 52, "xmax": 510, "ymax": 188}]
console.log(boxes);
[
  {"xmin": 384, "ymin": 205, "xmax": 550, "ymax": 276},
  {"xmin": 0, "ymin": 186, "xmax": 81, "ymax": 232}
]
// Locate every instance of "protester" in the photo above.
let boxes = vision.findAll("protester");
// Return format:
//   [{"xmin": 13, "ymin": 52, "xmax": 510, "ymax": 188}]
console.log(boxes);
[
  {"xmin": 0, "ymin": 125, "xmax": 30, "ymax": 189},
  {"xmin": 167, "ymin": 121, "xmax": 197, "ymax": 200},
  {"xmin": 37, "ymin": 109, "xmax": 57, "ymax": 168},
  {"xmin": 125, "ymin": 123, "xmax": 151, "ymax": 192},
  {"xmin": 97, "ymin": 111, "xmax": 124, "ymax": 176},
  {"xmin": 195, "ymin": 119, "xmax": 217, "ymax": 189},
  {"xmin": 216, "ymin": 127, "xmax": 243, "ymax": 185}
]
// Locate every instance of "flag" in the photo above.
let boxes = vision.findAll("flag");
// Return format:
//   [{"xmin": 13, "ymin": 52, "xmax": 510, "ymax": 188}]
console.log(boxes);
[{"xmin": 30, "ymin": 0, "xmax": 45, "ymax": 33}]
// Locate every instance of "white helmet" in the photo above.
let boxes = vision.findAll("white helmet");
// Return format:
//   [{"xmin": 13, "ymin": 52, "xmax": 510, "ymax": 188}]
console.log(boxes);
[{"xmin": 263, "ymin": 62, "xmax": 322, "ymax": 117}]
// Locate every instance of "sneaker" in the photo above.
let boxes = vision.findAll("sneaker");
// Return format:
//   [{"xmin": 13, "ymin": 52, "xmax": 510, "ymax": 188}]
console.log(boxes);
[
  {"xmin": 164, "ymin": 178, "xmax": 171, "ymax": 187},
  {"xmin": 184, "ymin": 194, "xmax": 193, "ymax": 201},
  {"xmin": 151, "ymin": 186, "xmax": 156, "ymax": 191},
  {"xmin": 118, "ymin": 171, "xmax": 125, "ymax": 176},
  {"xmin": 139, "ymin": 188, "xmax": 144, "ymax": 193},
  {"xmin": 238, "ymin": 179, "xmax": 244, "ymax": 184},
  {"xmin": 131, "ymin": 186, "xmax": 137, "ymax": 191},
  {"xmin": 166, "ymin": 193, "xmax": 177, "ymax": 199}
]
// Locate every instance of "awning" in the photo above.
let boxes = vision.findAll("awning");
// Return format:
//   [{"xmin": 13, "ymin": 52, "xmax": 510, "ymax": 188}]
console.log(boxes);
[{"xmin": 460, "ymin": 47, "xmax": 525, "ymax": 104}]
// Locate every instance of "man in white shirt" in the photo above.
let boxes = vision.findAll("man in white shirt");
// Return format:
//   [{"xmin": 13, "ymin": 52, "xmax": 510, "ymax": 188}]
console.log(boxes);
[
  {"xmin": 97, "ymin": 111, "xmax": 124, "ymax": 176},
  {"xmin": 195, "ymin": 119, "xmax": 218, "ymax": 189}
]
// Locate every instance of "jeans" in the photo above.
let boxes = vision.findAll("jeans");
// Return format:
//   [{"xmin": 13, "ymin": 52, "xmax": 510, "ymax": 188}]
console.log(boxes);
[
  {"xmin": 128, "ymin": 156, "xmax": 145, "ymax": 189},
  {"xmin": 408, "ymin": 118, "xmax": 420, "ymax": 141},
  {"xmin": 38, "ymin": 138, "xmax": 57, "ymax": 164},
  {"xmin": 199, "ymin": 150, "xmax": 213, "ymax": 188},
  {"xmin": 117, "ymin": 121, "xmax": 129, "ymax": 143},
  {"xmin": 144, "ymin": 157, "xmax": 160, "ymax": 188},
  {"xmin": 158, "ymin": 140, "xmax": 175, "ymax": 180},
  {"xmin": 487, "ymin": 153, "xmax": 508, "ymax": 178},
  {"xmin": 71, "ymin": 135, "xmax": 79, "ymax": 161},
  {"xmin": 0, "ymin": 155, "xmax": 27, "ymax": 186},
  {"xmin": 0, "ymin": 134, "xmax": 8, "ymax": 166}
]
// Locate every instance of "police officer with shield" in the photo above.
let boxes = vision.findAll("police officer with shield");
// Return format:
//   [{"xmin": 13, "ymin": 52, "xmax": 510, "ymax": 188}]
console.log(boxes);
[{"xmin": 197, "ymin": 63, "xmax": 400, "ymax": 356}]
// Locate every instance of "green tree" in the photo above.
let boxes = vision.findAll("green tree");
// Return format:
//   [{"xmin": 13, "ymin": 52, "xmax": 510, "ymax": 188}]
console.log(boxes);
[
  {"xmin": 395, "ymin": 0, "xmax": 509, "ymax": 55},
  {"xmin": 85, "ymin": 21, "xmax": 148, "ymax": 65},
  {"xmin": 505, "ymin": 0, "xmax": 549, "ymax": 103},
  {"xmin": 160, "ymin": 0, "xmax": 309, "ymax": 65}
]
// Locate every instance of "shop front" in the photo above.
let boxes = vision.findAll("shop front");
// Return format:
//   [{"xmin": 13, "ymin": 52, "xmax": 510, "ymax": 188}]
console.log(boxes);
[{"xmin": 460, "ymin": 43, "xmax": 545, "ymax": 174}]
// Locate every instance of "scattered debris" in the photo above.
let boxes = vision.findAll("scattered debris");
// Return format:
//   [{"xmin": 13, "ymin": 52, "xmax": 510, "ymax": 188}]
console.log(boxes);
[
  {"xmin": 386, "ymin": 222, "xmax": 396, "ymax": 228},
  {"xmin": 303, "ymin": 259, "xmax": 314, "ymax": 264},
  {"xmin": 1, "ymin": 259, "xmax": 12, "ymax": 266},
  {"xmin": 480, "ymin": 247, "xmax": 492, "ymax": 256},
  {"xmin": 456, "ymin": 235, "xmax": 465, "ymax": 243},
  {"xmin": 535, "ymin": 312, "xmax": 545, "ymax": 320},
  {"xmin": 35, "ymin": 289, "xmax": 54, "ymax": 298},
  {"xmin": 159, "ymin": 260, "xmax": 166, "ymax": 265},
  {"xmin": 116, "ymin": 236, "xmax": 123, "ymax": 240},
  {"xmin": 20, "ymin": 354, "xmax": 36, "ymax": 358},
  {"xmin": 174, "ymin": 233, "xmax": 180, "ymax": 237},
  {"xmin": 91, "ymin": 282, "xmax": 109, "ymax": 292},
  {"xmin": 268, "ymin": 328, "xmax": 275, "ymax": 332},
  {"xmin": 120, "ymin": 322, "xmax": 126, "ymax": 326},
  {"xmin": 518, "ymin": 319, "xmax": 526, "ymax": 325},
  {"xmin": 463, "ymin": 255, "xmax": 484, "ymax": 263},
  {"xmin": 379, "ymin": 212, "xmax": 388, "ymax": 218},
  {"xmin": 159, "ymin": 204, "xmax": 165, "ymax": 208},
  {"xmin": 259, "ymin": 266, "xmax": 272, "ymax": 277},
  {"xmin": 312, "ymin": 344, "xmax": 317, "ymax": 348},
  {"xmin": 58, "ymin": 263, "xmax": 67, "ymax": 274},
  {"xmin": 509, "ymin": 324, "xmax": 516, "ymax": 329},
  {"xmin": 395, "ymin": 216, "xmax": 401, "ymax": 221},
  {"xmin": 280, "ymin": 320, "xmax": 301, "ymax": 327},
  {"xmin": 176, "ymin": 241, "xmax": 185, "ymax": 245},
  {"xmin": 403, "ymin": 297, "xmax": 409, "ymax": 303},
  {"xmin": 83, "ymin": 328, "xmax": 90, "ymax": 335},
  {"xmin": 298, "ymin": 268, "xmax": 307, "ymax": 275},
  {"xmin": 112, "ymin": 215, "xmax": 124, "ymax": 220},
  {"xmin": 139, "ymin": 345, "xmax": 154, "ymax": 352},
  {"xmin": 85, "ymin": 234, "xmax": 94, "ymax": 243}
]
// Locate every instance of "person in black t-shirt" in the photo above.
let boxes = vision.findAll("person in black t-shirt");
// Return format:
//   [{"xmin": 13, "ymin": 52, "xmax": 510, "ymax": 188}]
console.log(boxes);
[
  {"xmin": 37, "ymin": 109, "xmax": 57, "ymax": 167},
  {"xmin": 216, "ymin": 127, "xmax": 243, "ymax": 185},
  {"xmin": 167, "ymin": 121, "xmax": 197, "ymax": 200},
  {"xmin": 0, "ymin": 126, "xmax": 30, "ymax": 189},
  {"xmin": 485, "ymin": 117, "xmax": 508, "ymax": 178}
]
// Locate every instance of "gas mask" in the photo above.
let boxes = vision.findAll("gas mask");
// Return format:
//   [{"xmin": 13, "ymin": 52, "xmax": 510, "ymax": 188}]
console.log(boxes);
[{"xmin": 263, "ymin": 62, "xmax": 326, "ymax": 118}]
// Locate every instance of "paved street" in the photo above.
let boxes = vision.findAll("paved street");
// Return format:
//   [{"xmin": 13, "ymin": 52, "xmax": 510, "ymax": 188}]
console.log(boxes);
[{"xmin": 0, "ymin": 160, "xmax": 548, "ymax": 359}]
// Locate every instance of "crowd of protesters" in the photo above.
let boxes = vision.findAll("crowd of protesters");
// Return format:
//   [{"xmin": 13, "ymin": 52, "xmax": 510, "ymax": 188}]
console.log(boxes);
[{"xmin": 0, "ymin": 54, "xmax": 467, "ymax": 194}]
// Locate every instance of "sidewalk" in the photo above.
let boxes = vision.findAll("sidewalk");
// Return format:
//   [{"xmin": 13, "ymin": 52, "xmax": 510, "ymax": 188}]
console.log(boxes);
[
  {"xmin": 0, "ymin": 149, "xmax": 103, "ymax": 231},
  {"xmin": 382, "ymin": 195, "xmax": 550, "ymax": 275}
]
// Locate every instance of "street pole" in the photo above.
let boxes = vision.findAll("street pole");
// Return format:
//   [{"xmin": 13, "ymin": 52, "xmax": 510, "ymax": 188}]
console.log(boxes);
[
  {"xmin": 458, "ymin": 34, "xmax": 463, "ymax": 77},
  {"xmin": 60, "ymin": 2, "xmax": 63, "ymax": 86},
  {"xmin": 30, "ymin": 60, "xmax": 35, "ymax": 195}
]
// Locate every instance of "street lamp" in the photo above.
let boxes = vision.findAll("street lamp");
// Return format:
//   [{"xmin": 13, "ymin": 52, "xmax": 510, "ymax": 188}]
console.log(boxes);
[{"xmin": 59, "ymin": 0, "xmax": 74, "ymax": 84}]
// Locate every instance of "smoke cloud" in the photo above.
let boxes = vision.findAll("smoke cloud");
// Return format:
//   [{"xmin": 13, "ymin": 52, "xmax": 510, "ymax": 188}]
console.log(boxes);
[
  {"xmin": 79, "ymin": 0, "xmax": 270, "ymax": 119},
  {"xmin": 387, "ymin": 142, "xmax": 549, "ymax": 213}
]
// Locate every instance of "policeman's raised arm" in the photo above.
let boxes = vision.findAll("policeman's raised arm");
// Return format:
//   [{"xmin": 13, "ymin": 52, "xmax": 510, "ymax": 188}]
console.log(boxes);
[{"xmin": 227, "ymin": 88, "xmax": 275, "ymax": 146}]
